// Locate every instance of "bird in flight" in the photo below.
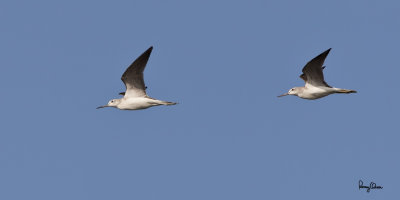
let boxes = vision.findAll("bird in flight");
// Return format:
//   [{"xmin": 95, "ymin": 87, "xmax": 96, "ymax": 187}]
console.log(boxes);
[
  {"xmin": 278, "ymin": 48, "xmax": 356, "ymax": 100},
  {"xmin": 97, "ymin": 46, "xmax": 177, "ymax": 110}
]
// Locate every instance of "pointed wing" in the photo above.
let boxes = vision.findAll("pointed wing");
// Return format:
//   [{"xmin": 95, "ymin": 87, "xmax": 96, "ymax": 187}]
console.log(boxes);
[
  {"xmin": 121, "ymin": 46, "xmax": 153, "ymax": 98},
  {"xmin": 300, "ymin": 48, "xmax": 332, "ymax": 88},
  {"xmin": 300, "ymin": 66, "xmax": 326, "ymax": 82}
]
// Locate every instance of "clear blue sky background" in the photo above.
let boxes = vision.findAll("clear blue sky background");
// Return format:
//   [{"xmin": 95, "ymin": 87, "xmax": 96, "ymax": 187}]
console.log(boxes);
[{"xmin": 1, "ymin": 0, "xmax": 399, "ymax": 199}]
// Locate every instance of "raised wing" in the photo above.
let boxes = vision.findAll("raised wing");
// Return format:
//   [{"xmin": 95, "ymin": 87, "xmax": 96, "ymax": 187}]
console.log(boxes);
[
  {"xmin": 300, "ymin": 48, "xmax": 332, "ymax": 88},
  {"xmin": 121, "ymin": 46, "xmax": 153, "ymax": 98}
]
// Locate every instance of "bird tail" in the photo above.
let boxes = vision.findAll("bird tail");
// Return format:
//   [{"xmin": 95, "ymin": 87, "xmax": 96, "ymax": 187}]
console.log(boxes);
[
  {"xmin": 160, "ymin": 101, "xmax": 177, "ymax": 106},
  {"xmin": 335, "ymin": 89, "xmax": 357, "ymax": 94}
]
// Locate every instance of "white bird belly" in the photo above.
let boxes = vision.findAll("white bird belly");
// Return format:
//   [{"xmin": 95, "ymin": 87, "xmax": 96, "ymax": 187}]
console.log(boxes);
[
  {"xmin": 117, "ymin": 97, "xmax": 160, "ymax": 110},
  {"xmin": 299, "ymin": 86, "xmax": 334, "ymax": 99}
]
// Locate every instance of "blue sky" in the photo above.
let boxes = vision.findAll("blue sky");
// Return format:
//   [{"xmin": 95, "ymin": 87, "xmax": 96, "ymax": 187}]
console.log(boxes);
[{"xmin": 1, "ymin": 0, "xmax": 399, "ymax": 199}]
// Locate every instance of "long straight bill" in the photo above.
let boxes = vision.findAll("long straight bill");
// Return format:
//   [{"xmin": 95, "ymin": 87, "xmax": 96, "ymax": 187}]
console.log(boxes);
[
  {"xmin": 96, "ymin": 105, "xmax": 108, "ymax": 109},
  {"xmin": 277, "ymin": 93, "xmax": 289, "ymax": 97}
]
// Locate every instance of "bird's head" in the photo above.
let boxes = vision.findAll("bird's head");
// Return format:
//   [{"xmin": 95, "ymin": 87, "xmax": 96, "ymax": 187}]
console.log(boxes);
[
  {"xmin": 278, "ymin": 87, "xmax": 300, "ymax": 97},
  {"xmin": 97, "ymin": 99, "xmax": 121, "ymax": 109}
]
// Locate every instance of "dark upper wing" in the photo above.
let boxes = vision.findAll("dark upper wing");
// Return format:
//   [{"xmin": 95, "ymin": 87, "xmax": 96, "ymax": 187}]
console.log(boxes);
[
  {"xmin": 121, "ymin": 46, "xmax": 153, "ymax": 97},
  {"xmin": 300, "ymin": 48, "xmax": 332, "ymax": 87},
  {"xmin": 119, "ymin": 87, "xmax": 147, "ymax": 96}
]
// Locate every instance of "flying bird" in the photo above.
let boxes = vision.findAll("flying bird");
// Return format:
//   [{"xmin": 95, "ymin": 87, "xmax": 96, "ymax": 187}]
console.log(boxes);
[
  {"xmin": 278, "ymin": 48, "xmax": 356, "ymax": 99},
  {"xmin": 97, "ymin": 46, "xmax": 177, "ymax": 110}
]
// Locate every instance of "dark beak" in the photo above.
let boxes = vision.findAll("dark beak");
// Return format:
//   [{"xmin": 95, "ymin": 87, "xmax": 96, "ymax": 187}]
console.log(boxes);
[
  {"xmin": 277, "ymin": 93, "xmax": 289, "ymax": 97},
  {"xmin": 96, "ymin": 105, "xmax": 108, "ymax": 109}
]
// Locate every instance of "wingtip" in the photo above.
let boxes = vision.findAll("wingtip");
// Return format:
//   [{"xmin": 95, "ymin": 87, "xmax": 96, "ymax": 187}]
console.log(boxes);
[
  {"xmin": 316, "ymin": 48, "xmax": 331, "ymax": 57},
  {"xmin": 142, "ymin": 46, "xmax": 153, "ymax": 54},
  {"xmin": 143, "ymin": 46, "xmax": 153, "ymax": 55},
  {"xmin": 324, "ymin": 48, "xmax": 331, "ymax": 54}
]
